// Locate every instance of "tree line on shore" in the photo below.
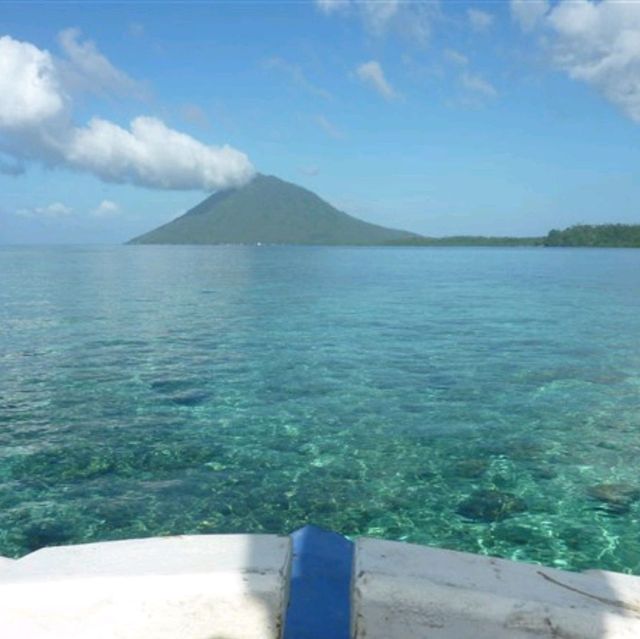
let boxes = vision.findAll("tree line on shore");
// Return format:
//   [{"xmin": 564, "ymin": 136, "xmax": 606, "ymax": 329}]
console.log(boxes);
[{"xmin": 388, "ymin": 224, "xmax": 640, "ymax": 247}]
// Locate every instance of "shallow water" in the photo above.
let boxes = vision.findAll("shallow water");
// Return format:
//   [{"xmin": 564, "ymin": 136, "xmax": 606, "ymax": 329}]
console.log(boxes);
[{"xmin": 1, "ymin": 245, "xmax": 640, "ymax": 573}]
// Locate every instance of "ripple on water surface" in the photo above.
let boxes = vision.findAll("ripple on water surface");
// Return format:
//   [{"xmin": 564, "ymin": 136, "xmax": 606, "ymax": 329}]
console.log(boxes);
[{"xmin": 1, "ymin": 245, "xmax": 640, "ymax": 574}]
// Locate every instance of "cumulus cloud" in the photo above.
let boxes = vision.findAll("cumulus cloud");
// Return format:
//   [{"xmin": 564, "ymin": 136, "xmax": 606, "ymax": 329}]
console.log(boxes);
[
  {"xmin": 64, "ymin": 116, "xmax": 253, "ymax": 189},
  {"xmin": 356, "ymin": 60, "xmax": 398, "ymax": 100},
  {"xmin": 467, "ymin": 8, "xmax": 494, "ymax": 32},
  {"xmin": 0, "ymin": 33, "xmax": 254, "ymax": 191},
  {"xmin": 512, "ymin": 0, "xmax": 640, "ymax": 123},
  {"xmin": 91, "ymin": 199, "xmax": 121, "ymax": 218},
  {"xmin": 315, "ymin": 0, "xmax": 434, "ymax": 45},
  {"xmin": 0, "ymin": 36, "xmax": 67, "ymax": 128}
]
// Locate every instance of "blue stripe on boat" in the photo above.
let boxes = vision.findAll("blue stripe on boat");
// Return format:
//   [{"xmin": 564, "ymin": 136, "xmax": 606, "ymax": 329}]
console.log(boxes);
[{"xmin": 283, "ymin": 525, "xmax": 354, "ymax": 639}]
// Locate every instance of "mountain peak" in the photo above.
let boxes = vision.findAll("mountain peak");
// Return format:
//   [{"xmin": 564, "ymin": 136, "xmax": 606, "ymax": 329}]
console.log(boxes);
[{"xmin": 128, "ymin": 174, "xmax": 417, "ymax": 245}]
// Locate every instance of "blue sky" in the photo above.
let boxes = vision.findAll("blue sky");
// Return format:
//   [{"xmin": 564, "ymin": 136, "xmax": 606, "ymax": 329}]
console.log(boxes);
[{"xmin": 1, "ymin": 0, "xmax": 640, "ymax": 243}]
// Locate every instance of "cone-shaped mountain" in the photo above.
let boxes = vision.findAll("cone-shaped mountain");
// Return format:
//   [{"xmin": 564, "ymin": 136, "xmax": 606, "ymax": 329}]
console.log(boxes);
[{"xmin": 128, "ymin": 174, "xmax": 418, "ymax": 245}]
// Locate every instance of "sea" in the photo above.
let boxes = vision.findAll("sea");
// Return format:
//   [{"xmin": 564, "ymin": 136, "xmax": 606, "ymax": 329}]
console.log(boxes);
[{"xmin": 1, "ymin": 245, "xmax": 640, "ymax": 573}]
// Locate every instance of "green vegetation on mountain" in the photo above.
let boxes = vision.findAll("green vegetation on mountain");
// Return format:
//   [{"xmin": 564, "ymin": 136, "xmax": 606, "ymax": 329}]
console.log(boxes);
[
  {"xmin": 128, "ymin": 175, "xmax": 639, "ymax": 248},
  {"xmin": 128, "ymin": 174, "xmax": 415, "ymax": 245},
  {"xmin": 544, "ymin": 224, "xmax": 640, "ymax": 248}
]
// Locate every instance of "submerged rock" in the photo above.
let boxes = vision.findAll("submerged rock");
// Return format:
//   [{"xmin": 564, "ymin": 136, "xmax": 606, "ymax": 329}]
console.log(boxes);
[
  {"xmin": 168, "ymin": 390, "xmax": 210, "ymax": 406},
  {"xmin": 530, "ymin": 466, "xmax": 557, "ymax": 480},
  {"xmin": 506, "ymin": 439, "xmax": 546, "ymax": 461},
  {"xmin": 493, "ymin": 523, "xmax": 543, "ymax": 546},
  {"xmin": 456, "ymin": 489, "xmax": 527, "ymax": 523},
  {"xmin": 414, "ymin": 468, "xmax": 436, "ymax": 481},
  {"xmin": 22, "ymin": 519, "xmax": 72, "ymax": 552},
  {"xmin": 454, "ymin": 459, "xmax": 489, "ymax": 479},
  {"xmin": 93, "ymin": 501, "xmax": 138, "ymax": 529},
  {"xmin": 587, "ymin": 483, "xmax": 640, "ymax": 514}
]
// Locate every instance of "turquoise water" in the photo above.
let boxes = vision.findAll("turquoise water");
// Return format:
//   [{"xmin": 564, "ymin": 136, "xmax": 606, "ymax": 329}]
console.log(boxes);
[{"xmin": 1, "ymin": 245, "xmax": 640, "ymax": 573}]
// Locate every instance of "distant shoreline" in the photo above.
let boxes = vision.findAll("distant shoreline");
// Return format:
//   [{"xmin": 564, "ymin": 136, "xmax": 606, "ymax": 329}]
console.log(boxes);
[
  {"xmin": 384, "ymin": 236, "xmax": 543, "ymax": 247},
  {"xmin": 386, "ymin": 224, "xmax": 640, "ymax": 248}
]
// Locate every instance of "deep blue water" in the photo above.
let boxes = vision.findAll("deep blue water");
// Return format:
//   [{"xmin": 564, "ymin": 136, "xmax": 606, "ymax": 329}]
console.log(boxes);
[{"xmin": 1, "ymin": 245, "xmax": 640, "ymax": 573}]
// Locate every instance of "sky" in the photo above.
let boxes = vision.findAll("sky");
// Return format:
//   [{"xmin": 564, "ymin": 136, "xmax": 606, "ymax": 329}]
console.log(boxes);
[{"xmin": 1, "ymin": 0, "xmax": 640, "ymax": 243}]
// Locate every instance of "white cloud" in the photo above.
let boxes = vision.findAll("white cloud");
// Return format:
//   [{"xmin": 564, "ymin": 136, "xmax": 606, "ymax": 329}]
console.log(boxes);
[
  {"xmin": 0, "ymin": 36, "xmax": 67, "ymax": 128},
  {"xmin": 315, "ymin": 114, "xmax": 343, "ymax": 139},
  {"xmin": 57, "ymin": 28, "xmax": 140, "ymax": 97},
  {"xmin": 444, "ymin": 48, "xmax": 469, "ymax": 66},
  {"xmin": 467, "ymin": 8, "xmax": 494, "ymax": 32},
  {"xmin": 315, "ymin": 0, "xmax": 348, "ymax": 15},
  {"xmin": 91, "ymin": 199, "xmax": 121, "ymax": 218},
  {"xmin": 17, "ymin": 202, "xmax": 73, "ymax": 218},
  {"xmin": 263, "ymin": 57, "xmax": 332, "ymax": 100},
  {"xmin": 360, "ymin": 0, "xmax": 401, "ymax": 35},
  {"xmin": 512, "ymin": 0, "xmax": 640, "ymax": 123},
  {"xmin": 356, "ymin": 60, "xmax": 398, "ymax": 100},
  {"xmin": 315, "ymin": 0, "xmax": 434, "ymax": 45},
  {"xmin": 42, "ymin": 202, "xmax": 73, "ymax": 217},
  {"xmin": 0, "ymin": 34, "xmax": 255, "ymax": 191},
  {"xmin": 65, "ymin": 116, "xmax": 253, "ymax": 190},
  {"xmin": 510, "ymin": 0, "xmax": 550, "ymax": 31},
  {"xmin": 461, "ymin": 72, "xmax": 498, "ymax": 99}
]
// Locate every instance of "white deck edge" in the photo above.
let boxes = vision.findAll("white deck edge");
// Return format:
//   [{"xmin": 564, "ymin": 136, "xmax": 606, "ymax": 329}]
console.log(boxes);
[
  {"xmin": 0, "ymin": 534, "xmax": 291, "ymax": 639},
  {"xmin": 352, "ymin": 538, "xmax": 640, "ymax": 638},
  {"xmin": 3, "ymin": 533, "xmax": 640, "ymax": 638}
]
